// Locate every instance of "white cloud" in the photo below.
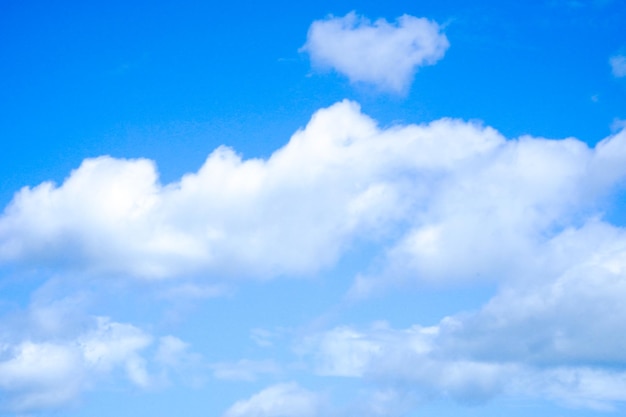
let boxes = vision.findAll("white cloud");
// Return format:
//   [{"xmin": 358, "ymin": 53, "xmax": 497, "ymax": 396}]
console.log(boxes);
[
  {"xmin": 351, "ymin": 128, "xmax": 626, "ymax": 295},
  {"xmin": 222, "ymin": 382, "xmax": 322, "ymax": 417},
  {"xmin": 301, "ymin": 220, "xmax": 626, "ymax": 409},
  {"xmin": 0, "ymin": 101, "xmax": 502, "ymax": 280},
  {"xmin": 250, "ymin": 328, "xmax": 277, "ymax": 348},
  {"xmin": 0, "ymin": 317, "xmax": 150, "ymax": 411},
  {"xmin": 301, "ymin": 12, "xmax": 449, "ymax": 93},
  {"xmin": 300, "ymin": 322, "xmax": 514, "ymax": 406},
  {"xmin": 610, "ymin": 54, "xmax": 626, "ymax": 77},
  {"xmin": 306, "ymin": 326, "xmax": 383, "ymax": 377},
  {"xmin": 531, "ymin": 368, "xmax": 626, "ymax": 410},
  {"xmin": 0, "ymin": 305, "xmax": 200, "ymax": 413},
  {"xmin": 154, "ymin": 335, "xmax": 205, "ymax": 387},
  {"xmin": 354, "ymin": 388, "xmax": 417, "ymax": 417},
  {"xmin": 155, "ymin": 335, "xmax": 190, "ymax": 369},
  {"xmin": 1, "ymin": 101, "xmax": 626, "ymax": 292},
  {"xmin": 0, "ymin": 341, "xmax": 86, "ymax": 411},
  {"xmin": 304, "ymin": 324, "xmax": 626, "ymax": 409},
  {"xmin": 79, "ymin": 317, "xmax": 152, "ymax": 376}
]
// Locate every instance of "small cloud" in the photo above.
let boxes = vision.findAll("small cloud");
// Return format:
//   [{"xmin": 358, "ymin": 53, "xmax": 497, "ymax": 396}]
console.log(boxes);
[
  {"xmin": 591, "ymin": 94, "xmax": 599, "ymax": 102},
  {"xmin": 610, "ymin": 54, "xmax": 626, "ymax": 77},
  {"xmin": 611, "ymin": 118, "xmax": 626, "ymax": 132},
  {"xmin": 301, "ymin": 12, "xmax": 449, "ymax": 93},
  {"xmin": 222, "ymin": 382, "xmax": 322, "ymax": 417},
  {"xmin": 250, "ymin": 328, "xmax": 276, "ymax": 348}
]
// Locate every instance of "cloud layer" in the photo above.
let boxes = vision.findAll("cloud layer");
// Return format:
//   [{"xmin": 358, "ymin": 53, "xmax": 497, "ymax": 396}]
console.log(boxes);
[
  {"xmin": 301, "ymin": 12, "xmax": 449, "ymax": 93},
  {"xmin": 3, "ymin": 101, "xmax": 626, "ymax": 413},
  {"xmin": 291, "ymin": 222, "xmax": 626, "ymax": 412}
]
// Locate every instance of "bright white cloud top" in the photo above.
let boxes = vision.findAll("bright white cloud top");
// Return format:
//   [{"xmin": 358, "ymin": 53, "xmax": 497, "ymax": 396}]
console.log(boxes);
[
  {"xmin": 301, "ymin": 12, "xmax": 449, "ymax": 93},
  {"xmin": 1, "ymin": 101, "xmax": 625, "ymax": 285}
]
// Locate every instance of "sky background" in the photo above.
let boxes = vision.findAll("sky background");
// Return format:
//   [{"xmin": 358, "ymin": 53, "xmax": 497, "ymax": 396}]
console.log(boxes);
[{"xmin": 1, "ymin": 0, "xmax": 626, "ymax": 416}]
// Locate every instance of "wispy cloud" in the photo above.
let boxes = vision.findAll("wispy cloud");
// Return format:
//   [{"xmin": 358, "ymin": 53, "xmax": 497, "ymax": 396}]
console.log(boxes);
[
  {"xmin": 0, "ymin": 301, "xmax": 202, "ymax": 412},
  {"xmin": 303, "ymin": 232, "xmax": 626, "ymax": 410},
  {"xmin": 222, "ymin": 382, "xmax": 322, "ymax": 417},
  {"xmin": 0, "ymin": 316, "xmax": 150, "ymax": 412},
  {"xmin": 610, "ymin": 54, "xmax": 626, "ymax": 77}
]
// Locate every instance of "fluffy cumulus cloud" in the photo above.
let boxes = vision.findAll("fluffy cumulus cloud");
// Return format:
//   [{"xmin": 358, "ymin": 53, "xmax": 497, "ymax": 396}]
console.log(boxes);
[
  {"xmin": 610, "ymin": 54, "xmax": 626, "ymax": 77},
  {"xmin": 0, "ymin": 101, "xmax": 497, "ymax": 280},
  {"xmin": 350, "ymin": 125, "xmax": 626, "ymax": 294},
  {"xmin": 301, "ymin": 12, "xmax": 449, "ymax": 93},
  {"xmin": 222, "ymin": 382, "xmax": 322, "ymax": 417},
  {"xmin": 0, "ymin": 309, "xmax": 197, "ymax": 413},
  {"xmin": 1, "ymin": 100, "xmax": 626, "ymax": 288}
]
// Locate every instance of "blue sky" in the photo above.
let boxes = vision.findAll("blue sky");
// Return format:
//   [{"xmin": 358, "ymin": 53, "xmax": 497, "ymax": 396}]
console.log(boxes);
[{"xmin": 1, "ymin": 0, "xmax": 626, "ymax": 416}]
